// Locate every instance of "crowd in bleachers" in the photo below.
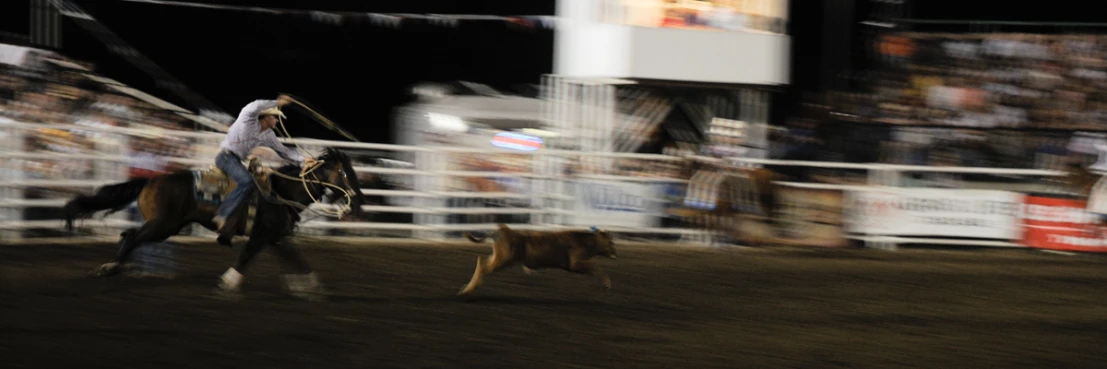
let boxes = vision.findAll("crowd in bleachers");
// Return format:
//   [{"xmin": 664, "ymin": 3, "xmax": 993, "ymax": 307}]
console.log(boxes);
[
  {"xmin": 871, "ymin": 33, "xmax": 1107, "ymax": 130},
  {"xmin": 1, "ymin": 43, "xmax": 197, "ymax": 182},
  {"xmin": 2, "ymin": 43, "xmax": 202, "ymax": 236},
  {"xmin": 827, "ymin": 33, "xmax": 1107, "ymax": 171}
]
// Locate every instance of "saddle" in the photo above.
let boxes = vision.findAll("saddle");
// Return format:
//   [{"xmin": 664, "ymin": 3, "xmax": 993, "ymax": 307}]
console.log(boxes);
[{"xmin": 193, "ymin": 157, "xmax": 274, "ymax": 237}]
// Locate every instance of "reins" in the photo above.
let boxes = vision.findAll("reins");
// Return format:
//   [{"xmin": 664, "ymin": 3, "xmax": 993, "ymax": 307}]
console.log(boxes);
[{"xmin": 251, "ymin": 96, "xmax": 357, "ymax": 219}]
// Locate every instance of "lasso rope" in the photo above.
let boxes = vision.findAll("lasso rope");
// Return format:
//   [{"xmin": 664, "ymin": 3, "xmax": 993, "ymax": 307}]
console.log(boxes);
[
  {"xmin": 280, "ymin": 93, "xmax": 361, "ymax": 142},
  {"xmin": 258, "ymin": 96, "xmax": 357, "ymax": 219}
]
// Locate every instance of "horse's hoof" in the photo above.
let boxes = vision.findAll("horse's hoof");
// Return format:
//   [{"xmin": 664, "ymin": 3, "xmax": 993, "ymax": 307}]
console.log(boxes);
[
  {"xmin": 282, "ymin": 273, "xmax": 326, "ymax": 301},
  {"xmin": 289, "ymin": 288, "xmax": 327, "ymax": 302},
  {"xmin": 130, "ymin": 271, "xmax": 176, "ymax": 280},
  {"xmin": 88, "ymin": 262, "xmax": 122, "ymax": 277},
  {"xmin": 290, "ymin": 293, "xmax": 326, "ymax": 302},
  {"xmin": 211, "ymin": 287, "xmax": 244, "ymax": 301}
]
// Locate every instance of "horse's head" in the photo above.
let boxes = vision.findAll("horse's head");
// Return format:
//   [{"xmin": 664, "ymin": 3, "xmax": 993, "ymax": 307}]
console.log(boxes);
[{"xmin": 314, "ymin": 147, "xmax": 367, "ymax": 218}]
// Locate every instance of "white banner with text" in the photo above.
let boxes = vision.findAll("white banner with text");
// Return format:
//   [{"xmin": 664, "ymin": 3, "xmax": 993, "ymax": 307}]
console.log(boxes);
[
  {"xmin": 846, "ymin": 189, "xmax": 1024, "ymax": 240},
  {"xmin": 569, "ymin": 179, "xmax": 664, "ymax": 229}
]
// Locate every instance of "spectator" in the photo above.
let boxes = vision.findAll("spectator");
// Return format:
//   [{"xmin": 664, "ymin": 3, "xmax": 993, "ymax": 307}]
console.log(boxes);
[{"xmin": 853, "ymin": 33, "xmax": 1107, "ymax": 169}]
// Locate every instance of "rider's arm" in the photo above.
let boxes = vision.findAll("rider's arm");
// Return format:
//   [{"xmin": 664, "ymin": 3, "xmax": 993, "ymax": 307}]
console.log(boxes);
[
  {"xmin": 237, "ymin": 99, "xmax": 279, "ymax": 120},
  {"xmin": 259, "ymin": 129, "xmax": 306, "ymax": 164}
]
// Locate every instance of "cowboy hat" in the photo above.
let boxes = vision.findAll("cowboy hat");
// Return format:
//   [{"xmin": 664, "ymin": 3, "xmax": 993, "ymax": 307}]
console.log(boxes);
[{"xmin": 258, "ymin": 106, "xmax": 286, "ymax": 119}]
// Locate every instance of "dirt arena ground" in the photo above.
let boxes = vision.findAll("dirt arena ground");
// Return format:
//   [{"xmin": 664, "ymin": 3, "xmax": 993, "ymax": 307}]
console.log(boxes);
[{"xmin": 2, "ymin": 240, "xmax": 1107, "ymax": 369}]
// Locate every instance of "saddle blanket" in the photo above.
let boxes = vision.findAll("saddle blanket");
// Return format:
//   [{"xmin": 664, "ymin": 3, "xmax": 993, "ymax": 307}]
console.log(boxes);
[
  {"xmin": 193, "ymin": 167, "xmax": 232, "ymax": 205},
  {"xmin": 192, "ymin": 163, "xmax": 270, "ymax": 205},
  {"xmin": 192, "ymin": 167, "xmax": 261, "ymax": 236}
]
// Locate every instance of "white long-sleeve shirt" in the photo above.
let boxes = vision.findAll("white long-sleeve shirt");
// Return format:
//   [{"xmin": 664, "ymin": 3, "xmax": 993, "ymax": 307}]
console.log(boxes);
[{"xmin": 218, "ymin": 99, "xmax": 305, "ymax": 163}]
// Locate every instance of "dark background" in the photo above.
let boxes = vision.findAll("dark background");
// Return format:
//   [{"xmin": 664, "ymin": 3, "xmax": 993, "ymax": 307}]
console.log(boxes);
[{"xmin": 2, "ymin": 0, "xmax": 1106, "ymax": 142}]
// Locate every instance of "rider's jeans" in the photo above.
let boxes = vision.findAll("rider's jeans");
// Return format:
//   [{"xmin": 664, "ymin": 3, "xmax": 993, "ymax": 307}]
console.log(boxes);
[{"xmin": 214, "ymin": 150, "xmax": 254, "ymax": 221}]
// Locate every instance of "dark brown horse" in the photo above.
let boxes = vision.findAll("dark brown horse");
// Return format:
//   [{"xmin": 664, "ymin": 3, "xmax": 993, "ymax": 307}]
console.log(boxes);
[{"xmin": 63, "ymin": 147, "xmax": 365, "ymax": 296}]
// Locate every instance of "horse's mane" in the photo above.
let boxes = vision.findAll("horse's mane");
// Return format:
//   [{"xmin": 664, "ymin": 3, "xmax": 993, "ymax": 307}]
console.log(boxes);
[
  {"xmin": 274, "ymin": 164, "xmax": 301, "ymax": 176},
  {"xmin": 318, "ymin": 147, "xmax": 350, "ymax": 164}
]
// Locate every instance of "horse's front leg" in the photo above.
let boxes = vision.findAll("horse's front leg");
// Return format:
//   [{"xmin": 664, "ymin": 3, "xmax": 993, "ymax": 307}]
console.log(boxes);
[
  {"xmin": 269, "ymin": 240, "xmax": 325, "ymax": 301},
  {"xmin": 214, "ymin": 237, "xmax": 268, "ymax": 297}
]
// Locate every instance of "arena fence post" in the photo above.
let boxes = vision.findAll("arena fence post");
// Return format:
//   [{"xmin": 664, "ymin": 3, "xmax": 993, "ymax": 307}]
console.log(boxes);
[{"xmin": 1, "ymin": 127, "xmax": 25, "ymax": 241}]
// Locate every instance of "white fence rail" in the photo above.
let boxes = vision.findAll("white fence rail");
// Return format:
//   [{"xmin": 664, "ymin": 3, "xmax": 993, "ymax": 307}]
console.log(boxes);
[{"xmin": 1, "ymin": 118, "xmax": 1082, "ymax": 250}]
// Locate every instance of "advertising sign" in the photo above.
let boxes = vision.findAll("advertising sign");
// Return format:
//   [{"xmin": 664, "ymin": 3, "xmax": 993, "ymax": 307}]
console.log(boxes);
[
  {"xmin": 846, "ymin": 189, "xmax": 1024, "ymax": 240},
  {"xmin": 491, "ymin": 131, "xmax": 543, "ymax": 152},
  {"xmin": 1022, "ymin": 195, "xmax": 1107, "ymax": 253},
  {"xmin": 0, "ymin": 43, "xmax": 30, "ymax": 66},
  {"xmin": 569, "ymin": 179, "xmax": 663, "ymax": 228}
]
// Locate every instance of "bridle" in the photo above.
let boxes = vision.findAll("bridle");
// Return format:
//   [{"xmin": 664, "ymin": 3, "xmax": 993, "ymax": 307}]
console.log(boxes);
[
  {"xmin": 266, "ymin": 159, "xmax": 355, "ymax": 218},
  {"xmin": 256, "ymin": 96, "xmax": 358, "ymax": 219}
]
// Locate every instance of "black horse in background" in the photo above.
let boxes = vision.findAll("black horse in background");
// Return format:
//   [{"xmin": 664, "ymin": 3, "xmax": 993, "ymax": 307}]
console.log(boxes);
[{"xmin": 63, "ymin": 147, "xmax": 366, "ymax": 299}]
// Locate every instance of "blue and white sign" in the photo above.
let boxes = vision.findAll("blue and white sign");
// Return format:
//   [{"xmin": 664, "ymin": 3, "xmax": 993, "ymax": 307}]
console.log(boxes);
[
  {"xmin": 491, "ymin": 131, "xmax": 543, "ymax": 152},
  {"xmin": 569, "ymin": 180, "xmax": 663, "ymax": 228}
]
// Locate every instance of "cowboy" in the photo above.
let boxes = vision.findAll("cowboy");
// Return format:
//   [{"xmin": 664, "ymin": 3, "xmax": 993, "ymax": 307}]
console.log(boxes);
[{"xmin": 212, "ymin": 94, "xmax": 315, "ymax": 241}]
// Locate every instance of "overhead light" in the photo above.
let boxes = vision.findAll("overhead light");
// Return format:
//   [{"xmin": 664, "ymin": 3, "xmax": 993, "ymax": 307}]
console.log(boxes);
[{"xmin": 426, "ymin": 112, "xmax": 468, "ymax": 132}]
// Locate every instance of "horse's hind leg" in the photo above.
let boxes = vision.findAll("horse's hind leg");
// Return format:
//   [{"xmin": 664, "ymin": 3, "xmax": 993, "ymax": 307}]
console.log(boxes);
[
  {"xmin": 115, "ymin": 219, "xmax": 182, "ymax": 263},
  {"xmin": 91, "ymin": 219, "xmax": 182, "ymax": 277},
  {"xmin": 88, "ymin": 228, "xmax": 137, "ymax": 277}
]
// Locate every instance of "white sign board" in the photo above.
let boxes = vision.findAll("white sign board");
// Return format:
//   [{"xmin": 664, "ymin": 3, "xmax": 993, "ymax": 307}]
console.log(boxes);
[
  {"xmin": 569, "ymin": 179, "xmax": 662, "ymax": 228},
  {"xmin": 846, "ymin": 189, "xmax": 1024, "ymax": 240},
  {"xmin": 0, "ymin": 44, "xmax": 30, "ymax": 67}
]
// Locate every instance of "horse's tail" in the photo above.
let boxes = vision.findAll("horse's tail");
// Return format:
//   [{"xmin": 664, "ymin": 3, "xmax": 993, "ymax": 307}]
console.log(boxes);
[{"xmin": 64, "ymin": 178, "xmax": 149, "ymax": 233}]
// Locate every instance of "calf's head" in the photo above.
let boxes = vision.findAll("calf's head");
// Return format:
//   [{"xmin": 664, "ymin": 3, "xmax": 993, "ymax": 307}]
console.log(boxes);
[{"xmin": 591, "ymin": 227, "xmax": 617, "ymax": 259}]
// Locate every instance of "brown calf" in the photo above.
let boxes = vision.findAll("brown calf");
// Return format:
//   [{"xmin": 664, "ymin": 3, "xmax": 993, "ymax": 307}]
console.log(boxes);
[{"xmin": 458, "ymin": 224, "xmax": 618, "ymax": 295}]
